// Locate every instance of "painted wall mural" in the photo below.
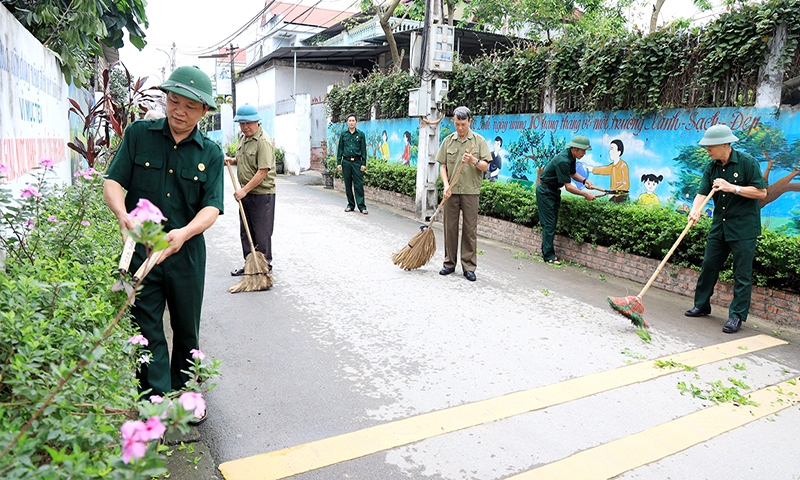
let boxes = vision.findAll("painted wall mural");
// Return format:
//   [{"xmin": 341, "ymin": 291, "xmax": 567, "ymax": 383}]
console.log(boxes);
[{"xmin": 329, "ymin": 107, "xmax": 800, "ymax": 234}]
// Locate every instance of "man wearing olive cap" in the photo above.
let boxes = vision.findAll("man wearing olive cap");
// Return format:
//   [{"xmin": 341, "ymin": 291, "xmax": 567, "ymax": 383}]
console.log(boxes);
[
  {"xmin": 536, "ymin": 135, "xmax": 597, "ymax": 265},
  {"xmin": 684, "ymin": 124, "xmax": 767, "ymax": 334},
  {"xmin": 104, "ymin": 66, "xmax": 224, "ymax": 407},
  {"xmin": 225, "ymin": 104, "xmax": 276, "ymax": 276}
]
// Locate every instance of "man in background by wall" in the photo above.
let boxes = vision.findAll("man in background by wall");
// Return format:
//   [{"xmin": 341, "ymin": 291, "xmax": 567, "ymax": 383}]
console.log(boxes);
[{"xmin": 336, "ymin": 114, "xmax": 368, "ymax": 214}]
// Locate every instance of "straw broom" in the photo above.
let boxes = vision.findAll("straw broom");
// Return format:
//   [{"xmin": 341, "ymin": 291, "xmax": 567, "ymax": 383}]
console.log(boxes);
[
  {"xmin": 607, "ymin": 188, "xmax": 719, "ymax": 328},
  {"xmin": 226, "ymin": 162, "xmax": 273, "ymax": 293},
  {"xmin": 392, "ymin": 147, "xmax": 471, "ymax": 270}
]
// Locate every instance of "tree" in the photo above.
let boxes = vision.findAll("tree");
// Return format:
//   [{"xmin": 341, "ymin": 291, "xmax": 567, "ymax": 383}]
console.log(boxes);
[
  {"xmin": 3, "ymin": 0, "xmax": 149, "ymax": 87},
  {"xmin": 649, "ymin": 0, "xmax": 711, "ymax": 33}
]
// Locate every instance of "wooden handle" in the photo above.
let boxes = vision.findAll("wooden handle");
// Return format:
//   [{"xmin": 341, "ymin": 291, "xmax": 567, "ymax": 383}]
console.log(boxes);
[
  {"xmin": 637, "ymin": 188, "xmax": 719, "ymax": 298},
  {"xmin": 118, "ymin": 236, "xmax": 136, "ymax": 274},
  {"xmin": 131, "ymin": 249, "xmax": 164, "ymax": 283},
  {"xmin": 225, "ymin": 162, "xmax": 258, "ymax": 255}
]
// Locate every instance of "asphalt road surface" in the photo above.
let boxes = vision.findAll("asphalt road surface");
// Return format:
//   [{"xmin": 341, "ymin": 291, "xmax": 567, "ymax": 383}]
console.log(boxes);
[{"xmin": 196, "ymin": 171, "xmax": 800, "ymax": 480}]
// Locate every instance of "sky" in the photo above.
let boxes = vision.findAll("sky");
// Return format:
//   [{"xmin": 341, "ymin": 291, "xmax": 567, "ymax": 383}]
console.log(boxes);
[{"xmin": 118, "ymin": 0, "xmax": 724, "ymax": 89}]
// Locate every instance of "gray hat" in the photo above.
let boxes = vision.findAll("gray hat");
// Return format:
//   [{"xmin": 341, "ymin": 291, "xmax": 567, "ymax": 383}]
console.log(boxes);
[
  {"xmin": 698, "ymin": 124, "xmax": 739, "ymax": 146},
  {"xmin": 567, "ymin": 135, "xmax": 592, "ymax": 150}
]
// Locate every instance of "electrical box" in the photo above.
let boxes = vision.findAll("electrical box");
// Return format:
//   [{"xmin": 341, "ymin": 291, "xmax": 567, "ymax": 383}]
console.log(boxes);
[
  {"xmin": 429, "ymin": 25, "xmax": 455, "ymax": 72},
  {"xmin": 408, "ymin": 88, "xmax": 427, "ymax": 117},
  {"xmin": 434, "ymin": 79, "xmax": 449, "ymax": 103}
]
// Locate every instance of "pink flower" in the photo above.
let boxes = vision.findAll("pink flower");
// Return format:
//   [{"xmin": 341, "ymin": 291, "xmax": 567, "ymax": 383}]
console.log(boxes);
[
  {"xmin": 190, "ymin": 349, "xmax": 205, "ymax": 360},
  {"xmin": 75, "ymin": 168, "xmax": 100, "ymax": 180},
  {"xmin": 0, "ymin": 164, "xmax": 7, "ymax": 175},
  {"xmin": 24, "ymin": 220, "xmax": 34, "ymax": 229},
  {"xmin": 48, "ymin": 216, "xmax": 58, "ymax": 222},
  {"xmin": 81, "ymin": 220, "xmax": 90, "ymax": 226},
  {"xmin": 39, "ymin": 158, "xmax": 55, "ymax": 169},
  {"xmin": 128, "ymin": 335, "xmax": 149, "ymax": 346},
  {"xmin": 149, "ymin": 395, "xmax": 164, "ymax": 404},
  {"xmin": 178, "ymin": 391, "xmax": 206, "ymax": 419},
  {"xmin": 129, "ymin": 198, "xmax": 165, "ymax": 224},
  {"xmin": 142, "ymin": 416, "xmax": 166, "ymax": 441},
  {"xmin": 120, "ymin": 420, "xmax": 147, "ymax": 464},
  {"xmin": 20, "ymin": 186, "xmax": 40, "ymax": 199}
]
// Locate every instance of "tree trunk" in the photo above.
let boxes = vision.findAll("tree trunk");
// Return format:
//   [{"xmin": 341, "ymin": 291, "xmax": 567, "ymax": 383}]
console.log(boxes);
[
  {"xmin": 378, "ymin": 0, "xmax": 404, "ymax": 69},
  {"xmin": 761, "ymin": 169, "xmax": 800, "ymax": 208},
  {"xmin": 650, "ymin": 0, "xmax": 667, "ymax": 33}
]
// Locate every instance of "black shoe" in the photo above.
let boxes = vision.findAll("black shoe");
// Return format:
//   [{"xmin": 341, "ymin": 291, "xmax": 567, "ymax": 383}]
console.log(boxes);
[
  {"xmin": 463, "ymin": 271, "xmax": 476, "ymax": 282},
  {"xmin": 684, "ymin": 307, "xmax": 710, "ymax": 317},
  {"xmin": 231, "ymin": 267, "xmax": 245, "ymax": 277},
  {"xmin": 439, "ymin": 267, "xmax": 455, "ymax": 276},
  {"xmin": 723, "ymin": 317, "xmax": 742, "ymax": 333}
]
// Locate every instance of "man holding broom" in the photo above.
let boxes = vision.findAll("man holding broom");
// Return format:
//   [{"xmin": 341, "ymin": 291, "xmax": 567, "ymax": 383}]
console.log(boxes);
[
  {"xmin": 684, "ymin": 124, "xmax": 767, "ymax": 334},
  {"xmin": 104, "ymin": 66, "xmax": 224, "ymax": 411},
  {"xmin": 437, "ymin": 106, "xmax": 492, "ymax": 282},
  {"xmin": 536, "ymin": 135, "xmax": 597, "ymax": 265},
  {"xmin": 226, "ymin": 104, "xmax": 276, "ymax": 276}
]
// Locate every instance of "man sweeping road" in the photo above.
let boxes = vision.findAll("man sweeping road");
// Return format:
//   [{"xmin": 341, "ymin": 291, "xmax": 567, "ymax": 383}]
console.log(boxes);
[{"xmin": 684, "ymin": 124, "xmax": 767, "ymax": 334}]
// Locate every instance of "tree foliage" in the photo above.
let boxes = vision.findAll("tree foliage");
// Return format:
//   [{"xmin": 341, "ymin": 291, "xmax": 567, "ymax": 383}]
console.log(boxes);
[{"xmin": 2, "ymin": 0, "xmax": 149, "ymax": 87}]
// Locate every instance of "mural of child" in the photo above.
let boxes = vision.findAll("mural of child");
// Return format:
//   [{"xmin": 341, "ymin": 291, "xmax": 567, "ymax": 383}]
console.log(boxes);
[
  {"xmin": 380, "ymin": 130, "xmax": 390, "ymax": 161},
  {"xmin": 487, "ymin": 136, "xmax": 503, "ymax": 182},
  {"xmin": 401, "ymin": 131, "xmax": 411, "ymax": 166},
  {"xmin": 588, "ymin": 139, "xmax": 630, "ymax": 202},
  {"xmin": 637, "ymin": 173, "xmax": 663, "ymax": 206}
]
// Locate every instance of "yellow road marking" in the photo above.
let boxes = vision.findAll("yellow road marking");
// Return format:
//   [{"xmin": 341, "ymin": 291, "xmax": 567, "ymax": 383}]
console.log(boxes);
[
  {"xmin": 219, "ymin": 335, "xmax": 786, "ymax": 480},
  {"xmin": 511, "ymin": 377, "xmax": 800, "ymax": 479}
]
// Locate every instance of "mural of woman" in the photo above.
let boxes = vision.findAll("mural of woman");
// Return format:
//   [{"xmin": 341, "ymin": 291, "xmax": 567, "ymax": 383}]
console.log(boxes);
[
  {"xmin": 380, "ymin": 130, "xmax": 390, "ymax": 161},
  {"xmin": 637, "ymin": 173, "xmax": 663, "ymax": 206},
  {"xmin": 401, "ymin": 131, "xmax": 411, "ymax": 166},
  {"xmin": 588, "ymin": 139, "xmax": 630, "ymax": 202}
]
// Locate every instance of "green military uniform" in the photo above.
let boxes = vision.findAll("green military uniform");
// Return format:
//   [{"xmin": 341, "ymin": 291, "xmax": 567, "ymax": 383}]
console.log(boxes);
[
  {"xmin": 536, "ymin": 148, "xmax": 576, "ymax": 262},
  {"xmin": 336, "ymin": 128, "xmax": 368, "ymax": 211},
  {"xmin": 436, "ymin": 129, "xmax": 491, "ymax": 272},
  {"xmin": 106, "ymin": 117, "xmax": 224, "ymax": 395},
  {"xmin": 235, "ymin": 125, "xmax": 276, "ymax": 264},
  {"xmin": 693, "ymin": 148, "xmax": 766, "ymax": 322}
]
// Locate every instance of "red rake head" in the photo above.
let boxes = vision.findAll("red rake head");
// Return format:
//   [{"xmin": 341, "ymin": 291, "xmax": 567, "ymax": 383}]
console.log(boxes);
[{"xmin": 607, "ymin": 295, "xmax": 649, "ymax": 329}]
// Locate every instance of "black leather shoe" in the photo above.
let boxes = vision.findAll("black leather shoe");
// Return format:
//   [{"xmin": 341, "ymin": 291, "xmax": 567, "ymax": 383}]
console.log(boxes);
[
  {"xmin": 463, "ymin": 271, "xmax": 476, "ymax": 282},
  {"xmin": 684, "ymin": 307, "xmax": 711, "ymax": 317},
  {"xmin": 723, "ymin": 317, "xmax": 742, "ymax": 333},
  {"xmin": 439, "ymin": 267, "xmax": 455, "ymax": 276},
  {"xmin": 231, "ymin": 267, "xmax": 245, "ymax": 277}
]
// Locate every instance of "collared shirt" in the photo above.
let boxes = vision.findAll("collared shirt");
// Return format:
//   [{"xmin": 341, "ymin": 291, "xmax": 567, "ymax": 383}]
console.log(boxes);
[
  {"xmin": 337, "ymin": 128, "xmax": 367, "ymax": 167},
  {"xmin": 540, "ymin": 148, "xmax": 576, "ymax": 189},
  {"xmin": 435, "ymin": 129, "xmax": 491, "ymax": 195},
  {"xmin": 698, "ymin": 148, "xmax": 766, "ymax": 241},
  {"xmin": 236, "ymin": 126, "xmax": 276, "ymax": 195},
  {"xmin": 105, "ymin": 118, "xmax": 225, "ymax": 231}
]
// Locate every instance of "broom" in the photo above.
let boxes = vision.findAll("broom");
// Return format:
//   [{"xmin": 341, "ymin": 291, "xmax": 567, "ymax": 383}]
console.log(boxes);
[
  {"xmin": 392, "ymin": 147, "xmax": 471, "ymax": 270},
  {"xmin": 226, "ymin": 162, "xmax": 273, "ymax": 293},
  {"xmin": 607, "ymin": 187, "xmax": 719, "ymax": 328}
]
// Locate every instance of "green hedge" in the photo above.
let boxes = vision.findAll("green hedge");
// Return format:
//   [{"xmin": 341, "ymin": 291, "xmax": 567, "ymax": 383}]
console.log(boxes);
[{"xmin": 345, "ymin": 163, "xmax": 800, "ymax": 293}]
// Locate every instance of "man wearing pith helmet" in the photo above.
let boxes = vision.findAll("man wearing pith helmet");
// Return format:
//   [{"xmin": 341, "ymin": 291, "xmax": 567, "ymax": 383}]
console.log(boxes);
[
  {"xmin": 104, "ymin": 66, "xmax": 224, "ymax": 415},
  {"xmin": 684, "ymin": 124, "xmax": 767, "ymax": 334},
  {"xmin": 536, "ymin": 135, "xmax": 597, "ymax": 265},
  {"xmin": 225, "ymin": 104, "xmax": 277, "ymax": 276}
]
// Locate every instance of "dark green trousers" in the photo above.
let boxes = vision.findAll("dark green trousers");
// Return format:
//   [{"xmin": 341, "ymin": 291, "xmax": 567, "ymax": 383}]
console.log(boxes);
[
  {"xmin": 131, "ymin": 237, "xmax": 206, "ymax": 395},
  {"xmin": 536, "ymin": 184, "xmax": 561, "ymax": 262},
  {"xmin": 693, "ymin": 234, "xmax": 756, "ymax": 321},
  {"xmin": 341, "ymin": 160, "xmax": 366, "ymax": 211}
]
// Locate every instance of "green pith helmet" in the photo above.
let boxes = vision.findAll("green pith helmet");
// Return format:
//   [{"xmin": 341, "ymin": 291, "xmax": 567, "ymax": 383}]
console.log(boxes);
[
  {"xmin": 158, "ymin": 66, "xmax": 216, "ymax": 110},
  {"xmin": 233, "ymin": 104, "xmax": 262, "ymax": 123},
  {"xmin": 567, "ymin": 135, "xmax": 592, "ymax": 151},
  {"xmin": 698, "ymin": 124, "xmax": 739, "ymax": 146}
]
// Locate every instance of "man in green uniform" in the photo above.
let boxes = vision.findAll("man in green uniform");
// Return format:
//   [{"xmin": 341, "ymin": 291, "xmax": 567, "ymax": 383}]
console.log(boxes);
[
  {"xmin": 684, "ymin": 124, "xmax": 767, "ymax": 334},
  {"xmin": 436, "ymin": 106, "xmax": 492, "ymax": 282},
  {"xmin": 336, "ymin": 114, "xmax": 368, "ymax": 214},
  {"xmin": 536, "ymin": 135, "xmax": 597, "ymax": 264},
  {"xmin": 226, "ymin": 104, "xmax": 277, "ymax": 276},
  {"xmin": 104, "ymin": 66, "xmax": 224, "ymax": 403}
]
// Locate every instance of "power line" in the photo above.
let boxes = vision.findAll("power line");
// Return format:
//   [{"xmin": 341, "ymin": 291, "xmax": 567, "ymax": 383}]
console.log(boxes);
[{"xmin": 182, "ymin": 0, "xmax": 280, "ymax": 56}]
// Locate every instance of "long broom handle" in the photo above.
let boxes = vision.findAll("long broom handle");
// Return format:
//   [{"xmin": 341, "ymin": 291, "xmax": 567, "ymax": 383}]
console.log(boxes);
[
  {"xmin": 425, "ymin": 146, "xmax": 472, "ymax": 228},
  {"xmin": 637, "ymin": 188, "xmax": 719, "ymax": 298},
  {"xmin": 225, "ymin": 162, "xmax": 258, "ymax": 256}
]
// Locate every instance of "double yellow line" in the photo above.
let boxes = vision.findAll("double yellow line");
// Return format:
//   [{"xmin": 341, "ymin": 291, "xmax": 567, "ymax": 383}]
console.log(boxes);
[{"xmin": 220, "ymin": 335, "xmax": 795, "ymax": 479}]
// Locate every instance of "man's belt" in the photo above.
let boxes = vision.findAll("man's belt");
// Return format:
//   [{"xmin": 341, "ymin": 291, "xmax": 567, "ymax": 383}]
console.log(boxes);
[
  {"xmin": 346, "ymin": 156, "xmax": 361, "ymax": 161},
  {"xmin": 542, "ymin": 181, "xmax": 561, "ymax": 191}
]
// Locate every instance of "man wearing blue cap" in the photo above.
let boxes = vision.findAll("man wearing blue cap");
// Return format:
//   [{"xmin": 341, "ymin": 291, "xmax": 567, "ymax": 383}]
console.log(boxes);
[
  {"xmin": 226, "ymin": 104, "xmax": 276, "ymax": 276},
  {"xmin": 104, "ymin": 66, "xmax": 224, "ymax": 409},
  {"xmin": 684, "ymin": 124, "xmax": 767, "ymax": 334}
]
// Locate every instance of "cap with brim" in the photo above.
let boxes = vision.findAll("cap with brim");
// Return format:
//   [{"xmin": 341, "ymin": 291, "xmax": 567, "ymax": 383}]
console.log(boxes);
[
  {"xmin": 698, "ymin": 124, "xmax": 739, "ymax": 146},
  {"xmin": 158, "ymin": 66, "xmax": 217, "ymax": 111},
  {"xmin": 567, "ymin": 135, "xmax": 592, "ymax": 150},
  {"xmin": 233, "ymin": 104, "xmax": 262, "ymax": 123}
]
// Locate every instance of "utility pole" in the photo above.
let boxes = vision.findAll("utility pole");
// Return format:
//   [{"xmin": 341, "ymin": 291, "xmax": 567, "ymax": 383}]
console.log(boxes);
[
  {"xmin": 229, "ymin": 43, "xmax": 237, "ymax": 114},
  {"xmin": 170, "ymin": 42, "xmax": 176, "ymax": 73}
]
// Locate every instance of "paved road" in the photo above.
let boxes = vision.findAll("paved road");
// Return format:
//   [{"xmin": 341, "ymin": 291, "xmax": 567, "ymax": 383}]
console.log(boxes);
[{"xmin": 196, "ymin": 172, "xmax": 800, "ymax": 480}]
